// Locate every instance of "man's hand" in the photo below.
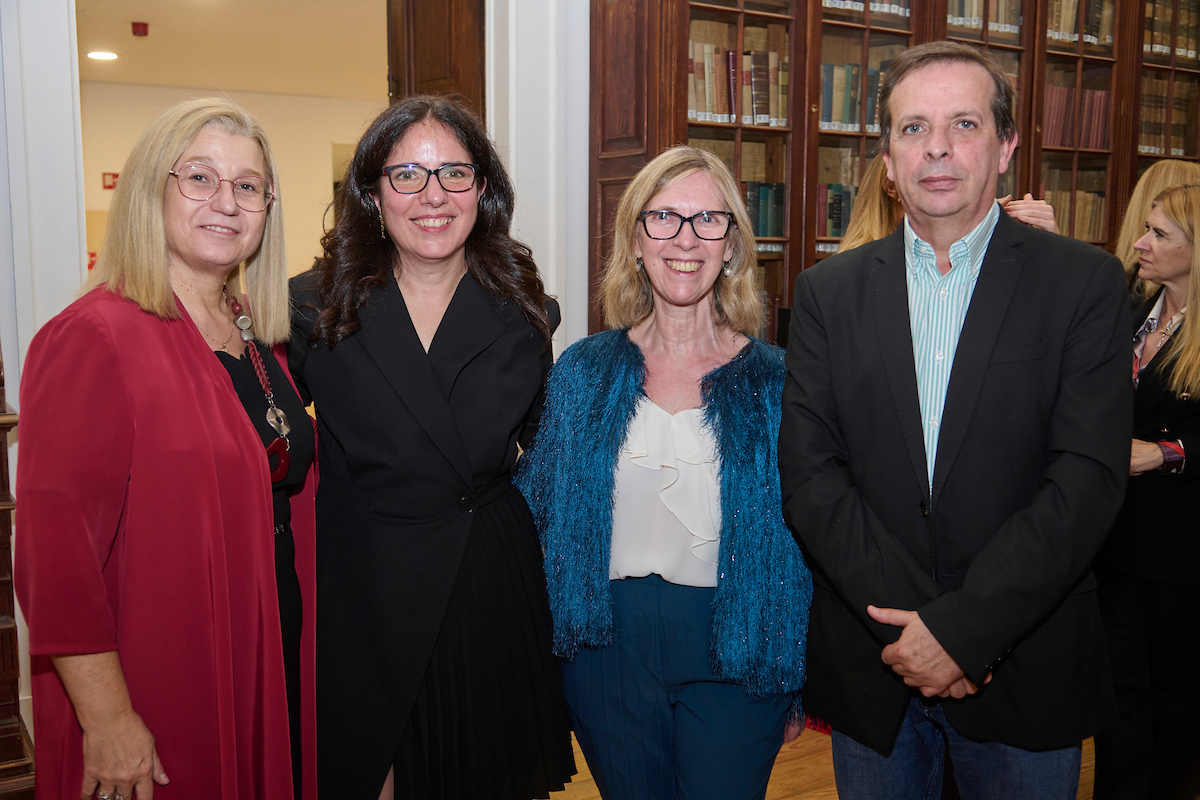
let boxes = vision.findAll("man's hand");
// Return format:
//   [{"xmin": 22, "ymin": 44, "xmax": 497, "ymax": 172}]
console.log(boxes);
[{"xmin": 867, "ymin": 605, "xmax": 989, "ymax": 698}]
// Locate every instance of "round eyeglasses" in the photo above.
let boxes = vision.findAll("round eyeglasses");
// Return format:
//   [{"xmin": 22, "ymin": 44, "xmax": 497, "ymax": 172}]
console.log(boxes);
[
  {"xmin": 168, "ymin": 163, "xmax": 274, "ymax": 212},
  {"xmin": 380, "ymin": 163, "xmax": 480, "ymax": 194},
  {"xmin": 638, "ymin": 210, "xmax": 734, "ymax": 240}
]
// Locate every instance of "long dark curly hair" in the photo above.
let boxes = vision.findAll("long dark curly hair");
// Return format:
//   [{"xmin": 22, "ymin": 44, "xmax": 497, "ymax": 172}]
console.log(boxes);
[{"xmin": 311, "ymin": 95, "xmax": 550, "ymax": 348}]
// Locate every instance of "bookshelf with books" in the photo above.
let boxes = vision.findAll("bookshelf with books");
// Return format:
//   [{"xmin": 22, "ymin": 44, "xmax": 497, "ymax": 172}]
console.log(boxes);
[
  {"xmin": 1134, "ymin": 0, "xmax": 1200, "ymax": 184},
  {"xmin": 1031, "ymin": 0, "xmax": 1116, "ymax": 244},
  {"xmin": 807, "ymin": 0, "xmax": 914, "ymax": 261}
]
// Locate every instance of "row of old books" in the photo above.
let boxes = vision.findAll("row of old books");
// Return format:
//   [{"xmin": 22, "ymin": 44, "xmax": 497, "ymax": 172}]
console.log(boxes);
[
  {"xmin": 947, "ymin": 0, "xmax": 1017, "ymax": 33},
  {"xmin": 819, "ymin": 58, "xmax": 896, "ymax": 134},
  {"xmin": 823, "ymin": 0, "xmax": 912, "ymax": 20},
  {"xmin": 688, "ymin": 19, "xmax": 789, "ymax": 127},
  {"xmin": 687, "ymin": 45, "xmax": 790, "ymax": 127},
  {"xmin": 985, "ymin": 0, "xmax": 1022, "ymax": 36},
  {"xmin": 1042, "ymin": 85, "xmax": 1110, "ymax": 149},
  {"xmin": 1138, "ymin": 75, "xmax": 1200, "ymax": 156},
  {"xmin": 744, "ymin": 182, "xmax": 788, "ymax": 237},
  {"xmin": 1047, "ymin": 0, "xmax": 1114, "ymax": 46},
  {"xmin": 816, "ymin": 146, "xmax": 861, "ymax": 238},
  {"xmin": 817, "ymin": 183, "xmax": 858, "ymax": 238},
  {"xmin": 1043, "ymin": 167, "xmax": 1105, "ymax": 241},
  {"xmin": 1144, "ymin": 0, "xmax": 1200, "ymax": 59}
]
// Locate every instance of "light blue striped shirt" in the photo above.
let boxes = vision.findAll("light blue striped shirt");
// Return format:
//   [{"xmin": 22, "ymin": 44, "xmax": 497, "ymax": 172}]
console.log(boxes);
[{"xmin": 904, "ymin": 201, "xmax": 1001, "ymax": 490}]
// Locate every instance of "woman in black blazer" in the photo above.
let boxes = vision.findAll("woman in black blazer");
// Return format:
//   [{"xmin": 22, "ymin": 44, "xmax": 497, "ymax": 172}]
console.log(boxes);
[
  {"xmin": 288, "ymin": 96, "xmax": 574, "ymax": 800},
  {"xmin": 1095, "ymin": 183, "xmax": 1200, "ymax": 800}
]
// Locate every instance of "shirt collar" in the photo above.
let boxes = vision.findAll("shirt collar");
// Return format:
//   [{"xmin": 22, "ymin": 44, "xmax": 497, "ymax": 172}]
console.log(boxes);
[{"xmin": 903, "ymin": 201, "xmax": 1001, "ymax": 279}]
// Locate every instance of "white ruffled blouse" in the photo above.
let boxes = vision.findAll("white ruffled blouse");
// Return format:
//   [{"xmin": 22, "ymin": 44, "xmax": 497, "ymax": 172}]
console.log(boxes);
[{"xmin": 609, "ymin": 397, "xmax": 722, "ymax": 588}]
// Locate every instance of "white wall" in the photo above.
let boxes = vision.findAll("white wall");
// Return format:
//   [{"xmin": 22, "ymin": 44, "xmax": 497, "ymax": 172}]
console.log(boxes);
[
  {"xmin": 0, "ymin": 0, "xmax": 89, "ymax": 740},
  {"xmin": 81, "ymin": 82, "xmax": 387, "ymax": 278},
  {"xmin": 487, "ymin": 0, "xmax": 591, "ymax": 351}
]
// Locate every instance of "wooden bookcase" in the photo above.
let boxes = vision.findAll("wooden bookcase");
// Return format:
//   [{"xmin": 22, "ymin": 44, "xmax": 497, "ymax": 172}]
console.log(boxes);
[
  {"xmin": 589, "ymin": 0, "xmax": 1200, "ymax": 340},
  {"xmin": 0, "ymin": 343, "xmax": 33, "ymax": 799},
  {"xmin": 1132, "ymin": 0, "xmax": 1200, "ymax": 178}
]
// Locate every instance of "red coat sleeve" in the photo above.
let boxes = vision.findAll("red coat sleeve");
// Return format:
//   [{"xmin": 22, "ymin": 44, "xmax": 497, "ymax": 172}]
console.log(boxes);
[{"xmin": 16, "ymin": 305, "xmax": 134, "ymax": 655}]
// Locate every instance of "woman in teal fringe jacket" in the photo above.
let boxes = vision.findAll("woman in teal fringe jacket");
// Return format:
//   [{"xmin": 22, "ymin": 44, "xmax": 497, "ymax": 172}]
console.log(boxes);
[{"xmin": 516, "ymin": 146, "xmax": 812, "ymax": 800}]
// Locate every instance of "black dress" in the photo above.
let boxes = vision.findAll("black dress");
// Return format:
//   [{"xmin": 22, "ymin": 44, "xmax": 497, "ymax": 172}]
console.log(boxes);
[
  {"xmin": 288, "ymin": 271, "xmax": 575, "ymax": 800},
  {"xmin": 217, "ymin": 341, "xmax": 315, "ymax": 797}
]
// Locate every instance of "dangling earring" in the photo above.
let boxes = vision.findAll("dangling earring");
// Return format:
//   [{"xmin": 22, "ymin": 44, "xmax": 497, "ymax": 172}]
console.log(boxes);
[
  {"xmin": 379, "ymin": 211, "xmax": 387, "ymax": 240},
  {"xmin": 722, "ymin": 261, "xmax": 733, "ymax": 277},
  {"xmin": 636, "ymin": 257, "xmax": 645, "ymax": 271}
]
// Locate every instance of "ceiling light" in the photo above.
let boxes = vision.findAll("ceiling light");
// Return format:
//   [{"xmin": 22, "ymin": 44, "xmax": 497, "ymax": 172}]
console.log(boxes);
[{"xmin": 87, "ymin": 52, "xmax": 118, "ymax": 60}]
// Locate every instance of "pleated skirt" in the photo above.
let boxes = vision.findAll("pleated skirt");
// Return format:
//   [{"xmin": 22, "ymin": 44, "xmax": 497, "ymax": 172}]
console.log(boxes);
[{"xmin": 391, "ymin": 485, "xmax": 577, "ymax": 799}]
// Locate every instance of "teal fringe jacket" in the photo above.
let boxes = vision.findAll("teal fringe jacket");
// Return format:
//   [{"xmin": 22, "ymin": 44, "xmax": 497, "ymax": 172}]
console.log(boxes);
[{"xmin": 516, "ymin": 329, "xmax": 812, "ymax": 698}]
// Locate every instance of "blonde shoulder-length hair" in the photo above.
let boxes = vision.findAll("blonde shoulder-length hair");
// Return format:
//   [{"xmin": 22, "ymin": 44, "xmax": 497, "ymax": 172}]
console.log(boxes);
[
  {"xmin": 1147, "ymin": 183, "xmax": 1200, "ymax": 398},
  {"xmin": 838, "ymin": 155, "xmax": 904, "ymax": 253},
  {"xmin": 601, "ymin": 146, "xmax": 762, "ymax": 336},
  {"xmin": 85, "ymin": 97, "xmax": 290, "ymax": 343},
  {"xmin": 1116, "ymin": 159, "xmax": 1200, "ymax": 290}
]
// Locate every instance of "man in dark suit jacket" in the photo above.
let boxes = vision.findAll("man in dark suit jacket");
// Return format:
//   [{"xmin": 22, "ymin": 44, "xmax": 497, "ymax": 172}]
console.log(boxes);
[{"xmin": 779, "ymin": 41, "xmax": 1132, "ymax": 796}]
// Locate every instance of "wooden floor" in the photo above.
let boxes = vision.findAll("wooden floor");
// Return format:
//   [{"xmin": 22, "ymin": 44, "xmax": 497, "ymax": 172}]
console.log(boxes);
[{"xmin": 549, "ymin": 732, "xmax": 1096, "ymax": 800}]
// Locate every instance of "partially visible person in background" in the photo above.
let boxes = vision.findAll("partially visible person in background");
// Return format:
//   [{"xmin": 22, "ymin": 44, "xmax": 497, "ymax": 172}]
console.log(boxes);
[
  {"xmin": 1114, "ymin": 159, "xmax": 1200, "ymax": 290},
  {"xmin": 838, "ymin": 156, "xmax": 1058, "ymax": 254},
  {"xmin": 16, "ymin": 97, "xmax": 314, "ymax": 800},
  {"xmin": 1094, "ymin": 183, "xmax": 1200, "ymax": 800}
]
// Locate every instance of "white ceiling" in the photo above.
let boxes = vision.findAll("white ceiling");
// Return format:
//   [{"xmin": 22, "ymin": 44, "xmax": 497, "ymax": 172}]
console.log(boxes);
[{"xmin": 75, "ymin": 0, "xmax": 389, "ymax": 102}]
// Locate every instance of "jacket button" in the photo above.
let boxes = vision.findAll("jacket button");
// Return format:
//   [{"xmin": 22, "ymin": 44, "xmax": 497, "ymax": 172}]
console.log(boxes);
[
  {"xmin": 1161, "ymin": 427, "xmax": 1170, "ymax": 434},
  {"xmin": 458, "ymin": 496, "xmax": 476, "ymax": 514},
  {"xmin": 920, "ymin": 501, "xmax": 930, "ymax": 517}
]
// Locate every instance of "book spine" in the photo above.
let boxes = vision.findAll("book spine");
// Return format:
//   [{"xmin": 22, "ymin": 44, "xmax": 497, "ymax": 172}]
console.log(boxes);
[
  {"xmin": 768, "ymin": 51, "xmax": 780, "ymax": 126},
  {"xmin": 742, "ymin": 54, "xmax": 753, "ymax": 124},
  {"xmin": 687, "ymin": 42, "xmax": 697, "ymax": 121},
  {"xmin": 821, "ymin": 63, "xmax": 834, "ymax": 129},
  {"xmin": 779, "ymin": 58, "xmax": 788, "ymax": 127}
]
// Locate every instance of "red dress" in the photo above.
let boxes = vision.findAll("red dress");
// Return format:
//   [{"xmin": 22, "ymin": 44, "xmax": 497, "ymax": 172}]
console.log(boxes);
[{"xmin": 15, "ymin": 288, "xmax": 317, "ymax": 800}]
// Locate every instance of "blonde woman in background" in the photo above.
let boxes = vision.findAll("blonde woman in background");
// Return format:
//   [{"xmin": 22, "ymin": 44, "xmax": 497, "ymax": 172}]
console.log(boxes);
[
  {"xmin": 1094, "ymin": 183, "xmax": 1200, "ymax": 799},
  {"xmin": 1114, "ymin": 159, "xmax": 1200, "ymax": 289}
]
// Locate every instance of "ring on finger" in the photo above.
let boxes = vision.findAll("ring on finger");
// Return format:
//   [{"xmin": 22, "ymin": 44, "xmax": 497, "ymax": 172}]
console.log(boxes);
[{"xmin": 97, "ymin": 792, "xmax": 113, "ymax": 800}]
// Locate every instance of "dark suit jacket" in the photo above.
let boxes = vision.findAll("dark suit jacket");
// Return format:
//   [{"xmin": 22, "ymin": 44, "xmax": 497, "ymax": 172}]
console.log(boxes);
[
  {"xmin": 1098, "ymin": 287, "xmax": 1200, "ymax": 583},
  {"xmin": 288, "ymin": 270, "xmax": 557, "ymax": 793},
  {"xmin": 779, "ymin": 212, "xmax": 1132, "ymax": 754}
]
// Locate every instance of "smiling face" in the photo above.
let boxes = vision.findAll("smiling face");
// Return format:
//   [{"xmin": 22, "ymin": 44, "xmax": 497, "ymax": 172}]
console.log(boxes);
[
  {"xmin": 372, "ymin": 119, "xmax": 483, "ymax": 274},
  {"xmin": 163, "ymin": 127, "xmax": 268, "ymax": 281},
  {"xmin": 633, "ymin": 171, "xmax": 735, "ymax": 315},
  {"xmin": 1135, "ymin": 205, "xmax": 1194, "ymax": 294},
  {"xmin": 882, "ymin": 60, "xmax": 1016, "ymax": 243}
]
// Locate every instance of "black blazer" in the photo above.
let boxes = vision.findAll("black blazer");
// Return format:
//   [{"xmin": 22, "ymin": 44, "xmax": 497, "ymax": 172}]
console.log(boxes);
[
  {"xmin": 1098, "ymin": 288, "xmax": 1200, "ymax": 583},
  {"xmin": 779, "ymin": 212, "xmax": 1132, "ymax": 754},
  {"xmin": 288, "ymin": 270, "xmax": 557, "ymax": 789}
]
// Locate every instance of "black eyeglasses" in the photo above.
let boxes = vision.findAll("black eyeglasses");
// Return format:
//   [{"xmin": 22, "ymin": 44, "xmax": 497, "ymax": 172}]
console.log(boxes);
[
  {"xmin": 380, "ymin": 163, "xmax": 480, "ymax": 194},
  {"xmin": 638, "ymin": 210, "xmax": 734, "ymax": 240},
  {"xmin": 169, "ymin": 163, "xmax": 274, "ymax": 212}
]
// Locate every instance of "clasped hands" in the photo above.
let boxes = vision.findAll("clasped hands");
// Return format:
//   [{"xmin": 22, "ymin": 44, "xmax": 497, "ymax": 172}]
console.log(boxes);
[{"xmin": 867, "ymin": 605, "xmax": 992, "ymax": 700}]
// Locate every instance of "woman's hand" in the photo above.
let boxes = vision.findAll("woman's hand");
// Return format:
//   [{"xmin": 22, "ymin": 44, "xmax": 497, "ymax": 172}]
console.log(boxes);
[
  {"xmin": 51, "ymin": 652, "xmax": 170, "ymax": 799},
  {"xmin": 1131, "ymin": 438, "xmax": 1165, "ymax": 476},
  {"xmin": 80, "ymin": 708, "xmax": 168, "ymax": 800},
  {"xmin": 1000, "ymin": 193, "xmax": 1060, "ymax": 234},
  {"xmin": 782, "ymin": 717, "xmax": 804, "ymax": 744}
]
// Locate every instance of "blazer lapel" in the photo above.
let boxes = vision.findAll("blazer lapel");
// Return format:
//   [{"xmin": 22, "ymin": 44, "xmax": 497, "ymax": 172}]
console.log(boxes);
[
  {"xmin": 1132, "ymin": 289, "xmax": 1170, "ymax": 424},
  {"xmin": 354, "ymin": 278, "xmax": 476, "ymax": 488},
  {"xmin": 428, "ymin": 273, "xmax": 507, "ymax": 399},
  {"xmin": 931, "ymin": 213, "xmax": 1024, "ymax": 492},
  {"xmin": 871, "ymin": 229, "xmax": 932, "ymax": 499}
]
